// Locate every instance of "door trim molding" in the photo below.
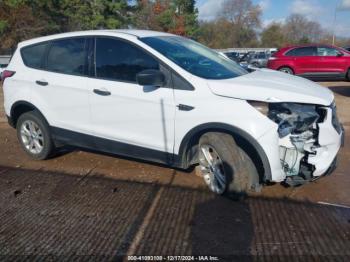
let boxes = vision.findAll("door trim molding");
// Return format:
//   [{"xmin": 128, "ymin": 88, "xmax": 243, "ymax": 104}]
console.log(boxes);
[{"xmin": 51, "ymin": 126, "xmax": 176, "ymax": 166}]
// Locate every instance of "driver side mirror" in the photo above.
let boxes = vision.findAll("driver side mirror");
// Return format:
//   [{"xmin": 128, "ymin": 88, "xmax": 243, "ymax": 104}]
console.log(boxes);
[
  {"xmin": 337, "ymin": 52, "xmax": 344, "ymax": 57},
  {"xmin": 136, "ymin": 69, "xmax": 165, "ymax": 87}
]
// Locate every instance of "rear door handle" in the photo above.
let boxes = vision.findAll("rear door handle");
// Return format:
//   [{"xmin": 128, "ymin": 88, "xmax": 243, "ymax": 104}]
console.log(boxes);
[
  {"xmin": 36, "ymin": 80, "xmax": 48, "ymax": 86},
  {"xmin": 93, "ymin": 88, "xmax": 111, "ymax": 96}
]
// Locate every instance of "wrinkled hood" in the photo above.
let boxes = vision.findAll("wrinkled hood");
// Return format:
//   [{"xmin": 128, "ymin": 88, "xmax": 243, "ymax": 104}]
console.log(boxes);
[{"xmin": 207, "ymin": 69, "xmax": 334, "ymax": 106}]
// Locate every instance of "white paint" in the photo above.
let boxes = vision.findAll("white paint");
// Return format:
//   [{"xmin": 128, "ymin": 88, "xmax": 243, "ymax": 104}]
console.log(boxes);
[{"xmin": 3, "ymin": 29, "xmax": 343, "ymax": 183}]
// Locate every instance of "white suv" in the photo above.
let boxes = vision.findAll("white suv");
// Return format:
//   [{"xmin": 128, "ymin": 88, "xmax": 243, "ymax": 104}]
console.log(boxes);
[{"xmin": 2, "ymin": 30, "xmax": 344, "ymax": 195}]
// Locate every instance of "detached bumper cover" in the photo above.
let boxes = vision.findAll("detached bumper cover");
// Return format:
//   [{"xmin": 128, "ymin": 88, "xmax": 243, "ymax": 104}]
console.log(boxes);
[
  {"xmin": 307, "ymin": 107, "xmax": 343, "ymax": 177},
  {"xmin": 258, "ymin": 106, "xmax": 344, "ymax": 182}
]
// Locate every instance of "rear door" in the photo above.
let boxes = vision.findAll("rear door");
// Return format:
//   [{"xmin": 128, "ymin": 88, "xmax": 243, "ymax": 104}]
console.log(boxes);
[
  {"xmin": 28, "ymin": 37, "xmax": 91, "ymax": 133},
  {"xmin": 292, "ymin": 46, "xmax": 319, "ymax": 74},
  {"xmin": 316, "ymin": 46, "xmax": 347, "ymax": 74}
]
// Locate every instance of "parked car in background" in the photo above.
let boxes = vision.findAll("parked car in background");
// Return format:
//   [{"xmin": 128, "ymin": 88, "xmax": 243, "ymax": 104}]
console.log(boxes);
[
  {"xmin": 248, "ymin": 52, "xmax": 270, "ymax": 68},
  {"xmin": 224, "ymin": 51, "xmax": 240, "ymax": 62},
  {"xmin": 343, "ymin": 46, "xmax": 350, "ymax": 52},
  {"xmin": 222, "ymin": 51, "xmax": 254, "ymax": 72},
  {"xmin": 239, "ymin": 52, "xmax": 254, "ymax": 63},
  {"xmin": 2, "ymin": 30, "xmax": 344, "ymax": 195},
  {"xmin": 267, "ymin": 44, "xmax": 350, "ymax": 81},
  {"xmin": 237, "ymin": 52, "xmax": 254, "ymax": 70}
]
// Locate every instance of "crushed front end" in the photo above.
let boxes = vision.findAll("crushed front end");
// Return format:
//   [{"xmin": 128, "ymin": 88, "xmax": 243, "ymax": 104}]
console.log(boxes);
[{"xmin": 268, "ymin": 102, "xmax": 344, "ymax": 186}]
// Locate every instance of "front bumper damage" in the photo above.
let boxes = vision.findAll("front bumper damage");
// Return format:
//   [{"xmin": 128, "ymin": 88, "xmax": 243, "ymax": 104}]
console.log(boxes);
[{"xmin": 257, "ymin": 101, "xmax": 344, "ymax": 186}]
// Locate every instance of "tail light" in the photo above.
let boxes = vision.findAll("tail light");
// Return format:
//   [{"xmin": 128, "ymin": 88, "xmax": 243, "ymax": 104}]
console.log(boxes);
[{"xmin": 1, "ymin": 70, "xmax": 15, "ymax": 82}]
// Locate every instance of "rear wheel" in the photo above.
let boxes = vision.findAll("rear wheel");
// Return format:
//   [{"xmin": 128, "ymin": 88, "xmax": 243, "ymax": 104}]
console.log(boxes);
[
  {"xmin": 347, "ymin": 69, "xmax": 350, "ymax": 81},
  {"xmin": 16, "ymin": 111, "xmax": 55, "ymax": 160},
  {"xmin": 279, "ymin": 67, "xmax": 294, "ymax": 75},
  {"xmin": 197, "ymin": 132, "xmax": 260, "ymax": 195}
]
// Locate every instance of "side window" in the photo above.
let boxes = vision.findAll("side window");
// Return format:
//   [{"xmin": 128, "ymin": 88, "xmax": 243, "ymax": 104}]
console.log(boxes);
[
  {"xmin": 285, "ymin": 48, "xmax": 297, "ymax": 56},
  {"xmin": 286, "ymin": 47, "xmax": 316, "ymax": 56},
  {"xmin": 21, "ymin": 43, "xmax": 49, "ymax": 69},
  {"xmin": 172, "ymin": 72, "xmax": 194, "ymax": 91},
  {"xmin": 46, "ymin": 38, "xmax": 86, "ymax": 75},
  {"xmin": 317, "ymin": 47, "xmax": 339, "ymax": 56},
  {"xmin": 95, "ymin": 38, "xmax": 159, "ymax": 82}
]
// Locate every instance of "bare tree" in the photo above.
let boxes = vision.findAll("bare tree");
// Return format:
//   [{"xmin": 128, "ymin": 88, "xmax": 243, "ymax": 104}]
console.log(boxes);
[
  {"xmin": 283, "ymin": 14, "xmax": 326, "ymax": 44},
  {"xmin": 261, "ymin": 22, "xmax": 286, "ymax": 48},
  {"xmin": 220, "ymin": 0, "xmax": 261, "ymax": 47}
]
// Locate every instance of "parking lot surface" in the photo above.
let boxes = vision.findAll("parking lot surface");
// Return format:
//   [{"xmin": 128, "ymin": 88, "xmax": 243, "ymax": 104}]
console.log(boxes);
[{"xmin": 0, "ymin": 81, "xmax": 349, "ymax": 260}]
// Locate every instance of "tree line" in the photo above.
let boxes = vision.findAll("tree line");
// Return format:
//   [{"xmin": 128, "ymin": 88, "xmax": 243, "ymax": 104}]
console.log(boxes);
[{"xmin": 0, "ymin": 0, "xmax": 349, "ymax": 52}]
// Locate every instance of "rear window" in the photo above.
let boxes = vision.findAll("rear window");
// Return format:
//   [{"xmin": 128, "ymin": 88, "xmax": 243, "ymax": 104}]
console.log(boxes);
[
  {"xmin": 285, "ymin": 47, "xmax": 316, "ymax": 56},
  {"xmin": 21, "ymin": 43, "xmax": 49, "ymax": 69}
]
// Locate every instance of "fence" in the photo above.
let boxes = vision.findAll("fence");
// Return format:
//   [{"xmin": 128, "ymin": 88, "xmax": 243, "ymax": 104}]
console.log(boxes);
[{"xmin": 0, "ymin": 55, "xmax": 11, "ymax": 65}]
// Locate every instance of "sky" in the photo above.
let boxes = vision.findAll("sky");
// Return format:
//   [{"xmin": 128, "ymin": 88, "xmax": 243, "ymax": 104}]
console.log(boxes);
[{"xmin": 196, "ymin": 0, "xmax": 350, "ymax": 37}]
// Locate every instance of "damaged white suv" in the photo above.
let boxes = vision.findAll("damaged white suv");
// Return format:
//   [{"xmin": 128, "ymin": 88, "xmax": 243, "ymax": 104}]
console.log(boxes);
[{"xmin": 2, "ymin": 30, "xmax": 344, "ymax": 194}]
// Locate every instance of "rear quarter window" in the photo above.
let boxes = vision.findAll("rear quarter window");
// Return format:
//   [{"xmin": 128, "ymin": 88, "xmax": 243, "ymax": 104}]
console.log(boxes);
[{"xmin": 21, "ymin": 43, "xmax": 49, "ymax": 69}]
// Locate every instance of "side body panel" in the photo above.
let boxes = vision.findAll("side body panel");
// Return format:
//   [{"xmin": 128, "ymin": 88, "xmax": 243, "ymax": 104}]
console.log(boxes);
[
  {"xmin": 87, "ymin": 78, "xmax": 176, "ymax": 154},
  {"xmin": 317, "ymin": 55, "xmax": 348, "ymax": 74}
]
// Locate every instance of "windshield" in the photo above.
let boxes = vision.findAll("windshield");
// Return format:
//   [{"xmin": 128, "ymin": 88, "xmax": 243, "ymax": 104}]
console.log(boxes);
[{"xmin": 140, "ymin": 36, "xmax": 247, "ymax": 80}]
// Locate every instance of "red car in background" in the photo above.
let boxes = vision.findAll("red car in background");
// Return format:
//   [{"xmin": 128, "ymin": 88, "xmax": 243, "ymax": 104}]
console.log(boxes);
[{"xmin": 267, "ymin": 45, "xmax": 350, "ymax": 81}]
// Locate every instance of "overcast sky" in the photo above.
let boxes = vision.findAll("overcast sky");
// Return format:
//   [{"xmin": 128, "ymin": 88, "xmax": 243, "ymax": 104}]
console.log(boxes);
[{"xmin": 196, "ymin": 0, "xmax": 350, "ymax": 37}]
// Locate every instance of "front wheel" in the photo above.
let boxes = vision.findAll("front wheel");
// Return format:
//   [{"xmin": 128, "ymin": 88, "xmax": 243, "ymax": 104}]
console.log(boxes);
[
  {"xmin": 278, "ymin": 67, "xmax": 294, "ymax": 75},
  {"xmin": 197, "ymin": 132, "xmax": 260, "ymax": 195}
]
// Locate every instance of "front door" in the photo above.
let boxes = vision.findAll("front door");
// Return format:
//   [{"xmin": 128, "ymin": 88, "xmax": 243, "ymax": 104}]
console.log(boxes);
[
  {"xmin": 316, "ymin": 46, "xmax": 347, "ymax": 74},
  {"xmin": 87, "ymin": 37, "xmax": 176, "ymax": 163}
]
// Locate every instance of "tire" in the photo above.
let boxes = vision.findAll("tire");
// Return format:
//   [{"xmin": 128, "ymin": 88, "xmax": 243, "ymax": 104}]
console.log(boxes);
[
  {"xmin": 347, "ymin": 69, "xmax": 350, "ymax": 81},
  {"xmin": 252, "ymin": 62, "xmax": 260, "ymax": 68},
  {"xmin": 16, "ymin": 111, "xmax": 55, "ymax": 160},
  {"xmin": 197, "ymin": 132, "xmax": 260, "ymax": 196},
  {"xmin": 278, "ymin": 67, "xmax": 294, "ymax": 75}
]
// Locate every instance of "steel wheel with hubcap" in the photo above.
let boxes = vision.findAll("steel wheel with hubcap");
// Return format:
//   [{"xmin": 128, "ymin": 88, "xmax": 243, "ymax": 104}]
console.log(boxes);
[
  {"xmin": 16, "ymin": 111, "xmax": 55, "ymax": 160},
  {"xmin": 199, "ymin": 144, "xmax": 227, "ymax": 194},
  {"xmin": 197, "ymin": 132, "xmax": 260, "ymax": 195}
]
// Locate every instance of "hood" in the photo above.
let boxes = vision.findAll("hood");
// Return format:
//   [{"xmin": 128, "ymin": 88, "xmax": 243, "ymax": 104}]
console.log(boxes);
[{"xmin": 207, "ymin": 69, "xmax": 334, "ymax": 106}]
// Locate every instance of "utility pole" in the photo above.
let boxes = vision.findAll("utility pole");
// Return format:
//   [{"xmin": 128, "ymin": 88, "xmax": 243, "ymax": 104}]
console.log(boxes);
[{"xmin": 332, "ymin": 0, "xmax": 341, "ymax": 45}]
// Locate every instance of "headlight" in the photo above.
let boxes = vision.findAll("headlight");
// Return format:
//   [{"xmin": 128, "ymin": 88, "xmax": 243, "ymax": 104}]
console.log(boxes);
[
  {"xmin": 248, "ymin": 101, "xmax": 320, "ymax": 138},
  {"xmin": 269, "ymin": 103, "xmax": 319, "ymax": 138}
]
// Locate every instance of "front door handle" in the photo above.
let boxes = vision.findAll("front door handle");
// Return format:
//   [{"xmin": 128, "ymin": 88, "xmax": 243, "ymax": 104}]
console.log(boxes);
[
  {"xmin": 93, "ymin": 89, "xmax": 111, "ymax": 96},
  {"xmin": 177, "ymin": 104, "xmax": 194, "ymax": 111},
  {"xmin": 36, "ymin": 80, "xmax": 48, "ymax": 86}
]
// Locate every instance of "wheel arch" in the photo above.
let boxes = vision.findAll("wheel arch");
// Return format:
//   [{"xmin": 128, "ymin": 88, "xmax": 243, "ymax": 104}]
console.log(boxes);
[
  {"xmin": 176, "ymin": 123, "xmax": 272, "ymax": 182},
  {"xmin": 277, "ymin": 65, "xmax": 295, "ymax": 74},
  {"xmin": 10, "ymin": 101, "xmax": 49, "ymax": 128}
]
